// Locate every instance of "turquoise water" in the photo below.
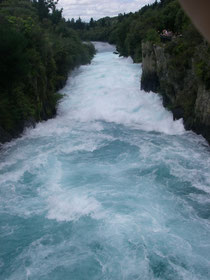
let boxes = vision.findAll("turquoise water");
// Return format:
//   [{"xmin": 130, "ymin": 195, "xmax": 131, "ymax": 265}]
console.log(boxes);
[{"xmin": 0, "ymin": 43, "xmax": 210, "ymax": 280}]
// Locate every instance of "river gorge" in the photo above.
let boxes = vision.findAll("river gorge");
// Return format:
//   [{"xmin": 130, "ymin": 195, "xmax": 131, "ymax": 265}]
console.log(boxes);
[{"xmin": 0, "ymin": 43, "xmax": 210, "ymax": 280}]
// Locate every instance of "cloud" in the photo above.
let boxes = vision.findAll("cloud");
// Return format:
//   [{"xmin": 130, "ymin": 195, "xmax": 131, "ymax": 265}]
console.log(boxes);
[{"xmin": 57, "ymin": 0, "xmax": 155, "ymax": 21}]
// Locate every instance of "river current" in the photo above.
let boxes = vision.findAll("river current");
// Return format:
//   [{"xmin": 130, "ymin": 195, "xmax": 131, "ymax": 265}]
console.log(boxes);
[{"xmin": 0, "ymin": 42, "xmax": 210, "ymax": 280}]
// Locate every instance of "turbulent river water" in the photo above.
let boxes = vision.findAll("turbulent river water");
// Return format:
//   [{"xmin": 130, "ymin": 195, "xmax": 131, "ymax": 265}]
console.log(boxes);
[{"xmin": 0, "ymin": 42, "xmax": 210, "ymax": 280}]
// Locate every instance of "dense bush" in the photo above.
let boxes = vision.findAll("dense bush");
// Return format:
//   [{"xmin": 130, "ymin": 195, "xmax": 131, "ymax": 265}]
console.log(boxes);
[{"xmin": 0, "ymin": 0, "xmax": 95, "ymax": 139}]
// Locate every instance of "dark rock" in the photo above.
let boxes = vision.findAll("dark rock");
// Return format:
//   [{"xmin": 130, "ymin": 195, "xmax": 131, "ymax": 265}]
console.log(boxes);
[
  {"xmin": 184, "ymin": 117, "xmax": 194, "ymax": 130},
  {"xmin": 0, "ymin": 126, "xmax": 12, "ymax": 144},
  {"xmin": 23, "ymin": 117, "xmax": 36, "ymax": 129},
  {"xmin": 141, "ymin": 71, "xmax": 160, "ymax": 93},
  {"xmin": 172, "ymin": 106, "xmax": 184, "ymax": 120}
]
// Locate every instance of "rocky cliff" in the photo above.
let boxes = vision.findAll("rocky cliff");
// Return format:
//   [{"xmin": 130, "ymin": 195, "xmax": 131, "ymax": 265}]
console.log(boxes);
[{"xmin": 141, "ymin": 41, "xmax": 210, "ymax": 144}]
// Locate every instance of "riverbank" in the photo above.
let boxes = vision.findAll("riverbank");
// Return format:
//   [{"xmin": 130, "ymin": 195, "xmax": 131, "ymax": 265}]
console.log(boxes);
[
  {"xmin": 141, "ymin": 40, "xmax": 210, "ymax": 144},
  {"xmin": 0, "ymin": 42, "xmax": 95, "ymax": 146},
  {"xmin": 0, "ymin": 0, "xmax": 95, "ymax": 145}
]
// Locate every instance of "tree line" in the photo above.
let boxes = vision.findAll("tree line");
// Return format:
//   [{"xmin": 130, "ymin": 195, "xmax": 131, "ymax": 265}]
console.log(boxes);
[
  {"xmin": 0, "ymin": 0, "xmax": 95, "ymax": 141},
  {"xmin": 69, "ymin": 0, "xmax": 206, "ymax": 61}
]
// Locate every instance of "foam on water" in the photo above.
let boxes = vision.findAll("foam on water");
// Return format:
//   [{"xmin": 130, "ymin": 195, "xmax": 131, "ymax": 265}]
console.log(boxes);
[
  {"xmin": 0, "ymin": 42, "xmax": 210, "ymax": 280},
  {"xmin": 57, "ymin": 45, "xmax": 184, "ymax": 135}
]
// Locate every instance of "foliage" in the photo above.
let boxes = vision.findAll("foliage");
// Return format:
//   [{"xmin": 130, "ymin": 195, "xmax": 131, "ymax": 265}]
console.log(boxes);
[
  {"xmin": 68, "ymin": 0, "xmax": 208, "ymax": 66},
  {"xmin": 67, "ymin": 0, "xmax": 210, "ymax": 94},
  {"xmin": 144, "ymin": 29, "xmax": 160, "ymax": 44},
  {"xmin": 0, "ymin": 0, "xmax": 95, "ymax": 138}
]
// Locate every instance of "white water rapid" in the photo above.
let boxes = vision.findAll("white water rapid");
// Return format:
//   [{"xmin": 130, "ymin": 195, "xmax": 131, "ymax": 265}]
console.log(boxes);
[{"xmin": 0, "ymin": 42, "xmax": 210, "ymax": 280}]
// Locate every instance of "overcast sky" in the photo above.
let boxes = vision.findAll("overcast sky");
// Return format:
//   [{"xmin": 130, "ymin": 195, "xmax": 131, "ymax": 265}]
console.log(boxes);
[{"xmin": 57, "ymin": 0, "xmax": 155, "ymax": 21}]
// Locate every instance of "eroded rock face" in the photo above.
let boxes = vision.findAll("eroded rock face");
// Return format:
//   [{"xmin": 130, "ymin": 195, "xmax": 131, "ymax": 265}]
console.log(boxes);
[
  {"xmin": 195, "ymin": 86, "xmax": 210, "ymax": 126},
  {"xmin": 141, "ymin": 41, "xmax": 210, "ymax": 144}
]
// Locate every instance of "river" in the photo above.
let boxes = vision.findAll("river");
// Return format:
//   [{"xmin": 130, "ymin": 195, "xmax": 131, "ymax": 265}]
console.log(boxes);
[{"xmin": 0, "ymin": 42, "xmax": 210, "ymax": 280}]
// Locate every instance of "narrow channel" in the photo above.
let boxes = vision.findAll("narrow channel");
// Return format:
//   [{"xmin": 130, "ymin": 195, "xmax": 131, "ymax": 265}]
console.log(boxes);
[{"xmin": 0, "ymin": 42, "xmax": 210, "ymax": 280}]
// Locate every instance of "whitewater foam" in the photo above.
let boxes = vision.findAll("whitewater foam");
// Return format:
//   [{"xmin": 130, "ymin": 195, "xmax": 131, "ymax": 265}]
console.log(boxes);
[
  {"xmin": 58, "ymin": 48, "xmax": 184, "ymax": 135},
  {"xmin": 46, "ymin": 193, "xmax": 102, "ymax": 222}
]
